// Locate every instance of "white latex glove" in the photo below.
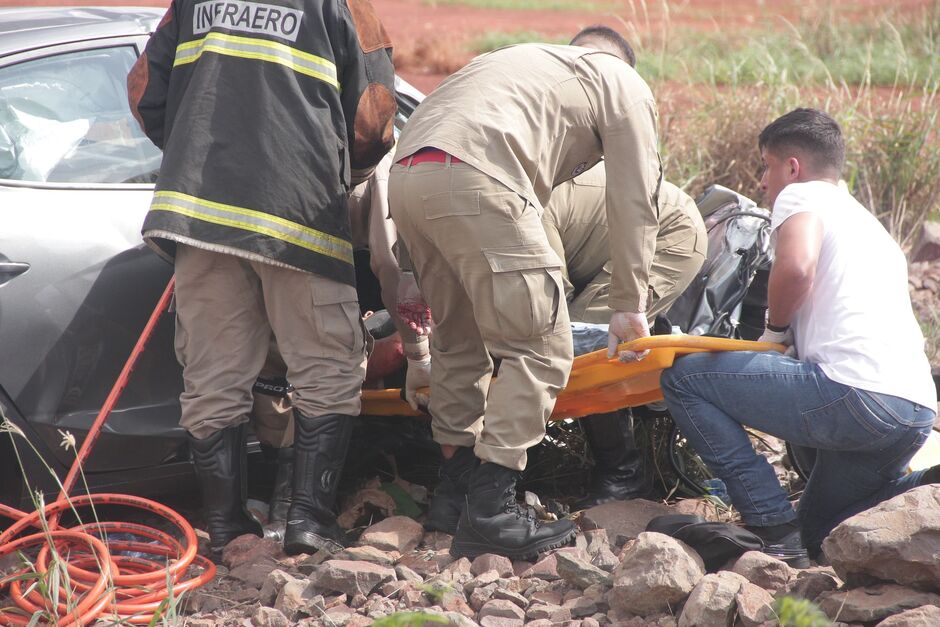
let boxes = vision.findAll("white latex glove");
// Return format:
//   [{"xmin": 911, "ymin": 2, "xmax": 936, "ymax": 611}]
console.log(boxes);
[
  {"xmin": 397, "ymin": 271, "xmax": 432, "ymax": 336},
  {"xmin": 607, "ymin": 311, "xmax": 651, "ymax": 362},
  {"xmin": 759, "ymin": 326, "xmax": 797, "ymax": 357},
  {"xmin": 405, "ymin": 354, "xmax": 431, "ymax": 411}
]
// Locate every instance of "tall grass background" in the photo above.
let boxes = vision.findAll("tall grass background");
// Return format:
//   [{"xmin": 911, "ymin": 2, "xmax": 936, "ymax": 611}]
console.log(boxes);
[{"xmin": 456, "ymin": 0, "xmax": 940, "ymax": 354}]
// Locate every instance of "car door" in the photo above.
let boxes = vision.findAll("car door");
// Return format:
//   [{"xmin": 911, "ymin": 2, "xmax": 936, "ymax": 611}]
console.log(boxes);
[{"xmin": 0, "ymin": 36, "xmax": 185, "ymax": 476}]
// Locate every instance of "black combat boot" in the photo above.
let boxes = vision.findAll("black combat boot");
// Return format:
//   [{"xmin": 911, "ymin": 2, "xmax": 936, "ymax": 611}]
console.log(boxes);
[
  {"xmin": 188, "ymin": 424, "xmax": 263, "ymax": 563},
  {"xmin": 451, "ymin": 462, "xmax": 577, "ymax": 560},
  {"xmin": 268, "ymin": 447, "xmax": 293, "ymax": 524},
  {"xmin": 573, "ymin": 409, "xmax": 649, "ymax": 510},
  {"xmin": 425, "ymin": 446, "xmax": 479, "ymax": 534},
  {"xmin": 283, "ymin": 413, "xmax": 353, "ymax": 555}
]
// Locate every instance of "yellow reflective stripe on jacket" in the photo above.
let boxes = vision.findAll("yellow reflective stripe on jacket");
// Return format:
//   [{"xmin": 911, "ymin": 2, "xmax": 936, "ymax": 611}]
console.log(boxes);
[
  {"xmin": 150, "ymin": 191, "xmax": 353, "ymax": 264},
  {"xmin": 174, "ymin": 32, "xmax": 339, "ymax": 89}
]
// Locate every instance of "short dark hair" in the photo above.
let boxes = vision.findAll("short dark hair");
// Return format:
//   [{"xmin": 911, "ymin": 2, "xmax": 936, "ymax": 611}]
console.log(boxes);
[
  {"xmin": 758, "ymin": 108, "xmax": 845, "ymax": 175},
  {"xmin": 570, "ymin": 25, "xmax": 636, "ymax": 67}
]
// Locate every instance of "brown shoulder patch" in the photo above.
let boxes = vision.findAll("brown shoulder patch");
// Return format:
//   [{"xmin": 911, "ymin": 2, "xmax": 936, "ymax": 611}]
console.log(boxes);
[
  {"xmin": 127, "ymin": 50, "xmax": 149, "ymax": 130},
  {"xmin": 345, "ymin": 0, "xmax": 392, "ymax": 54},
  {"xmin": 158, "ymin": 3, "xmax": 174, "ymax": 28},
  {"xmin": 352, "ymin": 82, "xmax": 396, "ymax": 169}
]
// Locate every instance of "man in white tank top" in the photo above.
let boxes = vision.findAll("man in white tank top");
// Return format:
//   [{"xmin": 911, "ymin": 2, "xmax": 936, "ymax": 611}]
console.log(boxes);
[{"xmin": 661, "ymin": 108, "xmax": 937, "ymax": 566}]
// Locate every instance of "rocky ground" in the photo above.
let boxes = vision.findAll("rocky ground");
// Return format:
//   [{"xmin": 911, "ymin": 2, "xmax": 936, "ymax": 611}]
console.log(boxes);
[{"xmin": 166, "ymin": 479, "xmax": 940, "ymax": 627}]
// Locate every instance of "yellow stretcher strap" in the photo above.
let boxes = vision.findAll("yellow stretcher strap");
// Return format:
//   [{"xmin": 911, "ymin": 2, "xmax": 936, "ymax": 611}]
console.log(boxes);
[{"xmin": 360, "ymin": 335, "xmax": 785, "ymax": 420}]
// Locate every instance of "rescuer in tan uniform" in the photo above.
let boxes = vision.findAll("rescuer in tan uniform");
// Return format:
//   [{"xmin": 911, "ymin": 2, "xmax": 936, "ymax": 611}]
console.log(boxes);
[
  {"xmin": 388, "ymin": 26, "xmax": 662, "ymax": 560},
  {"xmin": 544, "ymin": 162, "xmax": 707, "ymax": 509}
]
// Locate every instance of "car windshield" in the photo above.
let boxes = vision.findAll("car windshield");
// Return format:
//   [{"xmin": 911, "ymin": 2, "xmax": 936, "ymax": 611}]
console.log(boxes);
[{"xmin": 0, "ymin": 45, "xmax": 161, "ymax": 184}]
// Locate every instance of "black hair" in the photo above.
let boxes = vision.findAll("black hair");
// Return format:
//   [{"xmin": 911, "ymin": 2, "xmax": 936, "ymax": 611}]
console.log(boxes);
[
  {"xmin": 758, "ymin": 108, "xmax": 845, "ymax": 175},
  {"xmin": 570, "ymin": 25, "xmax": 636, "ymax": 67}
]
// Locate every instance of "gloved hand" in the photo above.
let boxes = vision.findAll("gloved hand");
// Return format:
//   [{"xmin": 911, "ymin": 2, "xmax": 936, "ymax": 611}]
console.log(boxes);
[
  {"xmin": 397, "ymin": 271, "xmax": 432, "ymax": 336},
  {"xmin": 759, "ymin": 326, "xmax": 797, "ymax": 357},
  {"xmin": 607, "ymin": 311, "xmax": 651, "ymax": 362},
  {"xmin": 405, "ymin": 354, "xmax": 431, "ymax": 411}
]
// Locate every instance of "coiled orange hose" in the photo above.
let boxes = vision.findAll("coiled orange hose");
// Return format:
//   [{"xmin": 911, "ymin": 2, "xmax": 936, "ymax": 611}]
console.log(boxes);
[{"xmin": 0, "ymin": 278, "xmax": 217, "ymax": 625}]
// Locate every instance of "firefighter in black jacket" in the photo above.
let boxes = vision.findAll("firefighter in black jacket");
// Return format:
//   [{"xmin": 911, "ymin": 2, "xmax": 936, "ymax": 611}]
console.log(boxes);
[{"xmin": 128, "ymin": 0, "xmax": 396, "ymax": 560}]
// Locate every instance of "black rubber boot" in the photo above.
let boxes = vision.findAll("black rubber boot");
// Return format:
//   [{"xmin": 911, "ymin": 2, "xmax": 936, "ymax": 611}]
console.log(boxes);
[
  {"xmin": 283, "ymin": 413, "xmax": 353, "ymax": 555},
  {"xmin": 425, "ymin": 446, "xmax": 480, "ymax": 534},
  {"xmin": 746, "ymin": 521, "xmax": 811, "ymax": 569},
  {"xmin": 268, "ymin": 447, "xmax": 293, "ymax": 524},
  {"xmin": 188, "ymin": 424, "xmax": 263, "ymax": 563},
  {"xmin": 573, "ymin": 409, "xmax": 649, "ymax": 510},
  {"xmin": 451, "ymin": 462, "xmax": 577, "ymax": 560}
]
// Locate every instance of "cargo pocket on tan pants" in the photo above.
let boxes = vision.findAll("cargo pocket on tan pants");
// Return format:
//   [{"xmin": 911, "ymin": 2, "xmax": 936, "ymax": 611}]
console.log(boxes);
[
  {"xmin": 482, "ymin": 244, "xmax": 565, "ymax": 340},
  {"xmin": 311, "ymin": 282, "xmax": 364, "ymax": 355}
]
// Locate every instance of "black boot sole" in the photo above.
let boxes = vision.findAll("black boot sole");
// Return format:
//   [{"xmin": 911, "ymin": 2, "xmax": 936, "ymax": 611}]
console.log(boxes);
[
  {"xmin": 283, "ymin": 525, "xmax": 344, "ymax": 556},
  {"xmin": 763, "ymin": 547, "xmax": 811, "ymax": 569},
  {"xmin": 450, "ymin": 524, "xmax": 577, "ymax": 561}
]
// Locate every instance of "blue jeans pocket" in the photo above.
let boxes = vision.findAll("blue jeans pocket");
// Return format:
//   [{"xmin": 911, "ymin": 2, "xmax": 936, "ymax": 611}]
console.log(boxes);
[
  {"xmin": 878, "ymin": 426, "xmax": 930, "ymax": 476},
  {"xmin": 801, "ymin": 389, "xmax": 895, "ymax": 451}
]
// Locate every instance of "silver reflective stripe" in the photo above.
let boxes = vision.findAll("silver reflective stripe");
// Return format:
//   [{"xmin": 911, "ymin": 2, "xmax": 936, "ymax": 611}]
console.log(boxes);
[
  {"xmin": 174, "ymin": 32, "xmax": 339, "ymax": 88},
  {"xmin": 150, "ymin": 190, "xmax": 353, "ymax": 264}
]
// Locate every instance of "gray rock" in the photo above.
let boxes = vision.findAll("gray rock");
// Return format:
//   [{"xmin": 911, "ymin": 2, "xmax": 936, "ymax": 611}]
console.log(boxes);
[
  {"xmin": 251, "ymin": 606, "xmax": 290, "ymax": 627},
  {"xmin": 311, "ymin": 559, "xmax": 396, "ymax": 597},
  {"xmin": 555, "ymin": 552, "xmax": 611, "ymax": 589},
  {"xmin": 912, "ymin": 222, "xmax": 940, "ymax": 262},
  {"xmin": 735, "ymin": 581, "xmax": 776, "ymax": 627},
  {"xmin": 823, "ymin": 486, "xmax": 940, "ymax": 593},
  {"xmin": 222, "ymin": 534, "xmax": 284, "ymax": 569},
  {"xmin": 444, "ymin": 611, "xmax": 479, "ymax": 627},
  {"xmin": 274, "ymin": 578, "xmax": 313, "ymax": 621},
  {"xmin": 471, "ymin": 553, "xmax": 514, "ymax": 578},
  {"xmin": 468, "ymin": 583, "xmax": 498, "ymax": 612},
  {"xmin": 259, "ymin": 569, "xmax": 297, "ymax": 607},
  {"xmin": 677, "ymin": 571, "xmax": 747, "ymax": 627},
  {"xmin": 519, "ymin": 553, "xmax": 560, "ymax": 581},
  {"xmin": 184, "ymin": 591, "xmax": 223, "ymax": 614},
  {"xmin": 565, "ymin": 596, "xmax": 599, "ymax": 618},
  {"xmin": 876, "ymin": 604, "xmax": 940, "ymax": 626},
  {"xmin": 580, "ymin": 499, "xmax": 674, "ymax": 547},
  {"xmin": 479, "ymin": 598, "xmax": 525, "ymax": 621},
  {"xmin": 776, "ymin": 567, "xmax": 841, "ymax": 603},
  {"xmin": 463, "ymin": 569, "xmax": 500, "ymax": 594},
  {"xmin": 492, "ymin": 587, "xmax": 528, "ymax": 609},
  {"xmin": 816, "ymin": 583, "xmax": 940, "ymax": 623},
  {"xmin": 359, "ymin": 515, "xmax": 425, "ymax": 553},
  {"xmin": 229, "ymin": 558, "xmax": 279, "ymax": 588},
  {"xmin": 609, "ymin": 532, "xmax": 706, "ymax": 616},
  {"xmin": 443, "ymin": 557, "xmax": 472, "ymax": 578},
  {"xmin": 335, "ymin": 545, "xmax": 397, "ymax": 566},
  {"xmin": 395, "ymin": 563, "xmax": 424, "ymax": 583},
  {"xmin": 731, "ymin": 550, "xmax": 793, "ymax": 592},
  {"xmin": 525, "ymin": 603, "xmax": 561, "ymax": 620}
]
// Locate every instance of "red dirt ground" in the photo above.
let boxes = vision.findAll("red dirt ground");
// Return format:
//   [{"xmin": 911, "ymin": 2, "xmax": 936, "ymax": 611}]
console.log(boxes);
[{"xmin": 6, "ymin": 0, "xmax": 933, "ymax": 93}]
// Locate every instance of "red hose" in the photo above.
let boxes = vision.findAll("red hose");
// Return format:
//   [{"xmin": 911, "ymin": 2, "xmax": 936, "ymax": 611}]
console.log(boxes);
[{"xmin": 1, "ymin": 277, "xmax": 217, "ymax": 625}]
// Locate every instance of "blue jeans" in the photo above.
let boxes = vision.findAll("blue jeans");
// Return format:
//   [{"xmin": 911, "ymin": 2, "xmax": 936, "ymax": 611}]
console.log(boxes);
[
  {"xmin": 571, "ymin": 322, "xmax": 609, "ymax": 356},
  {"xmin": 660, "ymin": 351, "xmax": 935, "ymax": 555}
]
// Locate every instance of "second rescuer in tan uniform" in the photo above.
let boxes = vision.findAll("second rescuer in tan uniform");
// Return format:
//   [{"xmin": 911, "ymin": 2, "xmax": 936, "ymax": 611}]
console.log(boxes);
[
  {"xmin": 388, "ymin": 27, "xmax": 662, "ymax": 560},
  {"xmin": 544, "ymin": 163, "xmax": 707, "ymax": 324},
  {"xmin": 544, "ymin": 162, "xmax": 707, "ymax": 509}
]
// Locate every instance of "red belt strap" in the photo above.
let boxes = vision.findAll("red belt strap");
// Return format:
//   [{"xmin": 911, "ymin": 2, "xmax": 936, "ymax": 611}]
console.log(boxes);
[{"xmin": 396, "ymin": 147, "xmax": 462, "ymax": 166}]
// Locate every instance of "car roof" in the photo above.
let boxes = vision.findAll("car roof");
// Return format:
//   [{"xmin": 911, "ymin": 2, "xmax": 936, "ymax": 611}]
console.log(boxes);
[{"xmin": 0, "ymin": 6, "xmax": 163, "ymax": 59}]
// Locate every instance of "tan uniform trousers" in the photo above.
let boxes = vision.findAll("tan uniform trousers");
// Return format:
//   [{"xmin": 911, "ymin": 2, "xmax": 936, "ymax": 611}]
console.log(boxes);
[
  {"xmin": 568, "ymin": 242, "xmax": 707, "ymax": 325},
  {"xmin": 389, "ymin": 160, "xmax": 574, "ymax": 471},
  {"xmin": 174, "ymin": 244, "xmax": 366, "ymax": 440},
  {"xmin": 250, "ymin": 337, "xmax": 294, "ymax": 448}
]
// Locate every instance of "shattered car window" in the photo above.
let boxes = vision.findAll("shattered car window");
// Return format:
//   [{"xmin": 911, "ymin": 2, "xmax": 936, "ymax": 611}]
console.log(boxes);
[{"xmin": 0, "ymin": 46, "xmax": 161, "ymax": 184}]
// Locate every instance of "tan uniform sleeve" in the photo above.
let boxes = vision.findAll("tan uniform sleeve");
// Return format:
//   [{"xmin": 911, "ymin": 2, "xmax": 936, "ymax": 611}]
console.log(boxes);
[{"xmin": 580, "ymin": 55, "xmax": 662, "ymax": 313}]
